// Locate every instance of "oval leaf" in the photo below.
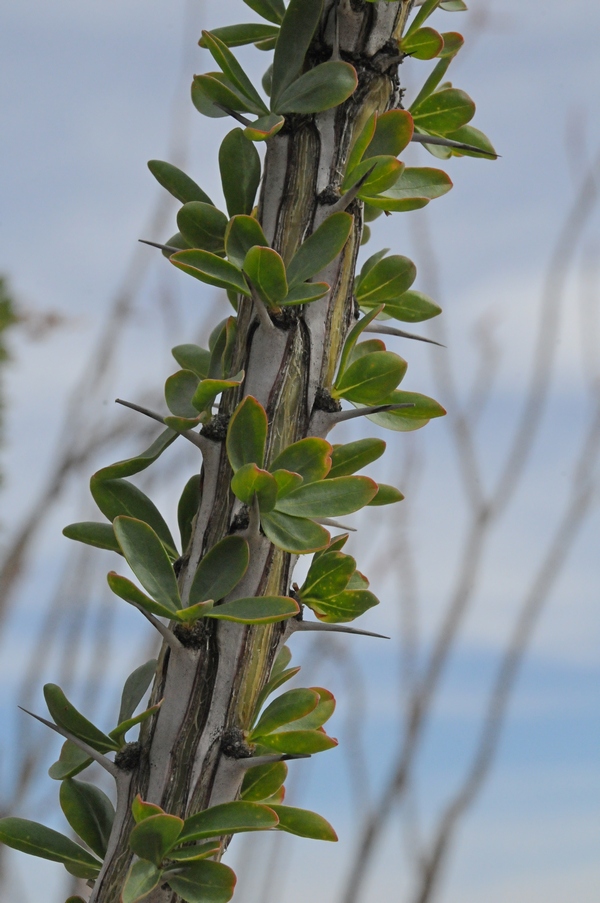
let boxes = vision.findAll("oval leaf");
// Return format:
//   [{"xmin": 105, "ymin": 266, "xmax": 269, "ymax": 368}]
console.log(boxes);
[
  {"xmin": 177, "ymin": 202, "xmax": 228, "ymax": 254},
  {"xmin": 274, "ymin": 61, "xmax": 358, "ymax": 115},
  {"xmin": 286, "ymin": 212, "xmax": 353, "ymax": 288},
  {"xmin": 199, "ymin": 23, "xmax": 279, "ymax": 48},
  {"xmin": 368, "ymin": 483, "xmax": 405, "ymax": 506},
  {"xmin": 275, "ymin": 475, "xmax": 378, "ymax": 518},
  {"xmin": 355, "ymin": 255, "xmax": 417, "ymax": 304},
  {"xmin": 48, "ymin": 741, "xmax": 92, "ymax": 781},
  {"xmin": 94, "ymin": 429, "xmax": 177, "ymax": 481},
  {"xmin": 270, "ymin": 0, "xmax": 322, "ymax": 105},
  {"xmin": 90, "ymin": 476, "xmax": 177, "ymax": 556},
  {"xmin": 0, "ymin": 817, "xmax": 102, "ymax": 873},
  {"xmin": 328, "ymin": 438, "xmax": 386, "ymax": 478},
  {"xmin": 310, "ymin": 589, "xmax": 379, "ymax": 623},
  {"xmin": 278, "ymin": 687, "xmax": 335, "ymax": 731},
  {"xmin": 179, "ymin": 802, "xmax": 278, "ymax": 843},
  {"xmin": 333, "ymin": 351, "xmax": 407, "ymax": 404},
  {"xmin": 269, "ymin": 437, "xmax": 332, "ymax": 484},
  {"xmin": 118, "ymin": 659, "xmax": 158, "ymax": 725},
  {"xmin": 363, "ymin": 390, "xmax": 446, "ymax": 431},
  {"xmin": 205, "ymin": 596, "xmax": 299, "ymax": 624},
  {"xmin": 225, "ymin": 215, "xmax": 269, "ymax": 268},
  {"xmin": 241, "ymin": 761, "xmax": 288, "ymax": 801},
  {"xmin": 113, "ymin": 517, "xmax": 181, "ymax": 611},
  {"xmin": 377, "ymin": 289, "xmax": 442, "ymax": 322},
  {"xmin": 257, "ymin": 730, "xmax": 338, "ymax": 754},
  {"xmin": 269, "ymin": 804, "xmax": 337, "ymax": 841},
  {"xmin": 243, "ymin": 246, "xmax": 288, "ymax": 307},
  {"xmin": 129, "ymin": 814, "xmax": 184, "ymax": 867},
  {"xmin": 122, "ymin": 860, "xmax": 162, "ymax": 903},
  {"xmin": 59, "ymin": 779, "xmax": 115, "ymax": 859},
  {"xmin": 172, "ymin": 344, "xmax": 211, "ymax": 378},
  {"xmin": 219, "ymin": 128, "xmax": 261, "ymax": 217},
  {"xmin": 43, "ymin": 684, "xmax": 119, "ymax": 753},
  {"xmin": 364, "ymin": 109, "xmax": 414, "ymax": 159},
  {"xmin": 189, "ymin": 535, "xmax": 249, "ymax": 606},
  {"xmin": 410, "ymin": 87, "xmax": 475, "ymax": 134},
  {"xmin": 107, "ymin": 572, "xmax": 178, "ymax": 620},
  {"xmin": 165, "ymin": 859, "xmax": 236, "ymax": 903},
  {"xmin": 171, "ymin": 249, "xmax": 250, "ymax": 295},
  {"xmin": 231, "ymin": 463, "xmax": 278, "ymax": 511},
  {"xmin": 148, "ymin": 160, "xmax": 213, "ymax": 205},
  {"xmin": 62, "ymin": 521, "xmax": 121, "ymax": 555},
  {"xmin": 251, "ymin": 688, "xmax": 319, "ymax": 739},
  {"xmin": 300, "ymin": 551, "xmax": 356, "ymax": 603},
  {"xmin": 401, "ymin": 26, "xmax": 445, "ymax": 60},
  {"xmin": 227, "ymin": 395, "xmax": 268, "ymax": 471},
  {"xmin": 261, "ymin": 510, "xmax": 330, "ymax": 553}
]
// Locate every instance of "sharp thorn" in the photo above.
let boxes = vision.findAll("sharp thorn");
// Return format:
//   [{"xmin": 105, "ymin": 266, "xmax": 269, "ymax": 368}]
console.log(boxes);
[
  {"xmin": 236, "ymin": 753, "xmax": 311, "ymax": 769},
  {"xmin": 139, "ymin": 239, "xmax": 182, "ymax": 255},
  {"xmin": 363, "ymin": 323, "xmax": 445, "ymax": 347},
  {"xmin": 292, "ymin": 621, "xmax": 390, "ymax": 639},
  {"xmin": 313, "ymin": 517, "xmax": 357, "ymax": 531},
  {"xmin": 245, "ymin": 280, "xmax": 276, "ymax": 331},
  {"xmin": 213, "ymin": 104, "xmax": 253, "ymax": 127},
  {"xmin": 329, "ymin": 164, "xmax": 378, "ymax": 214},
  {"xmin": 115, "ymin": 399, "xmax": 206, "ymax": 450},
  {"xmin": 411, "ymin": 132, "xmax": 498, "ymax": 158},
  {"xmin": 18, "ymin": 707, "xmax": 120, "ymax": 778},
  {"xmin": 331, "ymin": 402, "xmax": 415, "ymax": 425},
  {"xmin": 130, "ymin": 603, "xmax": 182, "ymax": 652}
]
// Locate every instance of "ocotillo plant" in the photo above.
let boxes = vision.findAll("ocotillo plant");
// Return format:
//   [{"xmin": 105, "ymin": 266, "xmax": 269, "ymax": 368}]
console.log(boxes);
[{"xmin": 0, "ymin": 1, "xmax": 495, "ymax": 901}]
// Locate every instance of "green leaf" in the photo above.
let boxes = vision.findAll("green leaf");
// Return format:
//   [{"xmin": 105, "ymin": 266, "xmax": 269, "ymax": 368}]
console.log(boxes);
[
  {"xmin": 165, "ymin": 860, "xmax": 237, "ymax": 903},
  {"xmin": 401, "ymin": 26, "xmax": 444, "ymax": 59},
  {"xmin": 411, "ymin": 87, "xmax": 475, "ymax": 134},
  {"xmin": 328, "ymin": 438, "xmax": 385, "ymax": 478},
  {"xmin": 347, "ymin": 338, "xmax": 385, "ymax": 364},
  {"xmin": 114, "ymin": 517, "xmax": 181, "ymax": 611},
  {"xmin": 201, "ymin": 31, "xmax": 268, "ymax": 113},
  {"xmin": 132, "ymin": 796, "xmax": 165, "ymax": 824},
  {"xmin": 358, "ymin": 248, "xmax": 390, "ymax": 281},
  {"xmin": 243, "ymin": 113, "xmax": 285, "ymax": 142},
  {"xmin": 281, "ymin": 282, "xmax": 330, "ymax": 306},
  {"xmin": 310, "ymin": 589, "xmax": 379, "ymax": 623},
  {"xmin": 336, "ymin": 306, "xmax": 385, "ymax": 377},
  {"xmin": 177, "ymin": 202, "xmax": 228, "ymax": 254},
  {"xmin": 251, "ymin": 688, "xmax": 319, "ymax": 738},
  {"xmin": 48, "ymin": 741, "xmax": 92, "ymax": 781},
  {"xmin": 278, "ymin": 687, "xmax": 335, "ymax": 731},
  {"xmin": 368, "ymin": 483, "xmax": 405, "ymax": 506},
  {"xmin": 65, "ymin": 897, "xmax": 87, "ymax": 902},
  {"xmin": 300, "ymin": 551, "xmax": 355, "ymax": 602},
  {"xmin": 271, "ymin": 469, "xmax": 303, "ymax": 499},
  {"xmin": 172, "ymin": 344, "xmax": 211, "ymax": 379},
  {"xmin": 363, "ymin": 110, "xmax": 414, "ymax": 159},
  {"xmin": 365, "ymin": 166, "xmax": 453, "ymax": 211},
  {"xmin": 440, "ymin": 0, "xmax": 468, "ymax": 11},
  {"xmin": 356, "ymin": 255, "xmax": 417, "ymax": 304},
  {"xmin": 343, "ymin": 156, "xmax": 404, "ymax": 198},
  {"xmin": 178, "ymin": 474, "xmax": 201, "ymax": 552},
  {"xmin": 107, "ymin": 572, "xmax": 178, "ymax": 620},
  {"xmin": 275, "ymin": 475, "xmax": 377, "ymax": 518},
  {"xmin": 225, "ymin": 215, "xmax": 269, "ymax": 268},
  {"xmin": 208, "ymin": 316, "xmax": 237, "ymax": 379},
  {"xmin": 375, "ymin": 289, "xmax": 442, "ymax": 323},
  {"xmin": 191, "ymin": 73, "xmax": 254, "ymax": 118},
  {"xmin": 219, "ymin": 128, "xmax": 262, "ymax": 217},
  {"xmin": 0, "ymin": 818, "xmax": 102, "ymax": 875},
  {"xmin": 43, "ymin": 684, "xmax": 119, "ymax": 753},
  {"xmin": 243, "ymin": 246, "xmax": 288, "ymax": 307},
  {"xmin": 227, "ymin": 396, "xmax": 268, "ymax": 471},
  {"xmin": 205, "ymin": 596, "xmax": 299, "ymax": 624},
  {"xmin": 199, "ymin": 23, "xmax": 279, "ymax": 48},
  {"xmin": 118, "ymin": 659, "xmax": 158, "ymax": 725},
  {"xmin": 164, "ymin": 370, "xmax": 200, "ymax": 420},
  {"xmin": 241, "ymin": 761, "xmax": 288, "ymax": 801},
  {"xmin": 122, "ymin": 860, "xmax": 162, "ymax": 903},
  {"xmin": 192, "ymin": 372, "xmax": 244, "ymax": 414},
  {"xmin": 109, "ymin": 702, "xmax": 162, "ymax": 745},
  {"xmin": 274, "ymin": 62, "xmax": 358, "ymax": 115},
  {"xmin": 269, "ymin": 805, "xmax": 337, "ymax": 841},
  {"xmin": 406, "ymin": 0, "xmax": 441, "ymax": 35},
  {"xmin": 170, "ymin": 249, "xmax": 250, "ymax": 295},
  {"xmin": 243, "ymin": 0, "xmax": 285, "ymax": 25},
  {"xmin": 270, "ymin": 0, "xmax": 322, "ymax": 106},
  {"xmin": 90, "ymin": 477, "xmax": 177, "ymax": 557},
  {"xmin": 62, "ymin": 522, "xmax": 121, "ymax": 555},
  {"xmin": 189, "ymin": 536, "xmax": 249, "ymax": 606},
  {"xmin": 258, "ymin": 729, "xmax": 337, "ymax": 754},
  {"xmin": 439, "ymin": 30, "xmax": 465, "ymax": 58},
  {"xmin": 333, "ymin": 351, "xmax": 407, "ymax": 404},
  {"xmin": 231, "ymin": 463, "xmax": 278, "ymax": 511},
  {"xmin": 167, "ymin": 841, "xmax": 221, "ymax": 862},
  {"xmin": 286, "ymin": 213, "xmax": 353, "ymax": 288},
  {"xmin": 94, "ymin": 429, "xmax": 177, "ymax": 481},
  {"xmin": 363, "ymin": 389, "xmax": 446, "ymax": 431},
  {"xmin": 147, "ymin": 160, "xmax": 213, "ymax": 206},
  {"xmin": 271, "ymin": 645, "xmax": 292, "ymax": 676},
  {"xmin": 161, "ymin": 232, "xmax": 192, "ymax": 258},
  {"xmin": 269, "ymin": 437, "xmax": 332, "ymax": 484},
  {"xmin": 129, "ymin": 814, "xmax": 184, "ymax": 867},
  {"xmin": 59, "ymin": 779, "xmax": 115, "ymax": 859},
  {"xmin": 346, "ymin": 113, "xmax": 377, "ymax": 173},
  {"xmin": 179, "ymin": 802, "xmax": 278, "ymax": 843},
  {"xmin": 261, "ymin": 510, "xmax": 330, "ymax": 553},
  {"xmin": 254, "ymin": 665, "xmax": 301, "ymax": 714}
]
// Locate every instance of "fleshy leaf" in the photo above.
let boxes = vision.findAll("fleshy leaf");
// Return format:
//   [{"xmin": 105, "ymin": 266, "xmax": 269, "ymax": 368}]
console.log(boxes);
[
  {"xmin": 192, "ymin": 72, "xmax": 256, "ymax": 118},
  {"xmin": 363, "ymin": 110, "xmax": 414, "ymax": 159},
  {"xmin": 368, "ymin": 484, "xmax": 405, "ymax": 506},
  {"xmin": 310, "ymin": 589, "xmax": 379, "ymax": 623},
  {"xmin": 189, "ymin": 536, "xmax": 249, "ymax": 606},
  {"xmin": 336, "ymin": 306, "xmax": 385, "ymax": 376},
  {"xmin": 165, "ymin": 369, "xmax": 200, "ymax": 420},
  {"xmin": 122, "ymin": 860, "xmax": 162, "ymax": 903},
  {"xmin": 48, "ymin": 741, "xmax": 92, "ymax": 781},
  {"xmin": 231, "ymin": 463, "xmax": 278, "ymax": 511},
  {"xmin": 43, "ymin": 684, "xmax": 119, "ymax": 753},
  {"xmin": 132, "ymin": 796, "xmax": 165, "ymax": 824},
  {"xmin": 328, "ymin": 438, "xmax": 385, "ymax": 478},
  {"xmin": 281, "ymin": 282, "xmax": 330, "ymax": 306},
  {"xmin": 364, "ymin": 166, "xmax": 452, "ymax": 211},
  {"xmin": 90, "ymin": 477, "xmax": 177, "ymax": 557},
  {"xmin": 241, "ymin": 761, "xmax": 288, "ymax": 802},
  {"xmin": 0, "ymin": 818, "xmax": 101, "ymax": 875},
  {"xmin": 177, "ymin": 202, "xmax": 228, "ymax": 254},
  {"xmin": 273, "ymin": 62, "xmax": 358, "ymax": 115},
  {"xmin": 243, "ymin": 246, "xmax": 288, "ymax": 307},
  {"xmin": 270, "ymin": 0, "xmax": 322, "ymax": 106},
  {"xmin": 286, "ymin": 213, "xmax": 353, "ymax": 288},
  {"xmin": 251, "ymin": 688, "xmax": 319, "ymax": 739},
  {"xmin": 113, "ymin": 517, "xmax": 181, "ymax": 611},
  {"xmin": 172, "ymin": 344, "xmax": 211, "ymax": 379},
  {"xmin": 410, "ymin": 87, "xmax": 475, "ymax": 134},
  {"xmin": 94, "ymin": 429, "xmax": 177, "ymax": 481},
  {"xmin": 332, "ymin": 351, "xmax": 407, "ymax": 404},
  {"xmin": 168, "ymin": 841, "xmax": 221, "ymax": 862},
  {"xmin": 118, "ymin": 659, "xmax": 158, "ymax": 725},
  {"xmin": 374, "ymin": 289, "xmax": 442, "ymax": 322},
  {"xmin": 227, "ymin": 396, "xmax": 268, "ymax": 471},
  {"xmin": 243, "ymin": 113, "xmax": 285, "ymax": 142},
  {"xmin": 363, "ymin": 390, "xmax": 446, "ymax": 431},
  {"xmin": 278, "ymin": 687, "xmax": 335, "ymax": 731},
  {"xmin": 192, "ymin": 372, "xmax": 244, "ymax": 414},
  {"xmin": 178, "ymin": 473, "xmax": 201, "ymax": 552},
  {"xmin": 400, "ymin": 26, "xmax": 444, "ymax": 60},
  {"xmin": 243, "ymin": 0, "xmax": 285, "ymax": 24},
  {"xmin": 129, "ymin": 814, "xmax": 184, "ymax": 867},
  {"xmin": 107, "ymin": 572, "xmax": 179, "ymax": 620},
  {"xmin": 178, "ymin": 802, "xmax": 278, "ymax": 843},
  {"xmin": 269, "ymin": 437, "xmax": 332, "ymax": 484},
  {"xmin": 205, "ymin": 596, "xmax": 299, "ymax": 624},
  {"xmin": 225, "ymin": 215, "xmax": 269, "ymax": 269},
  {"xmin": 443, "ymin": 123, "xmax": 496, "ymax": 158},
  {"xmin": 201, "ymin": 31, "xmax": 268, "ymax": 113},
  {"xmin": 300, "ymin": 551, "xmax": 356, "ymax": 603},
  {"xmin": 59, "ymin": 779, "xmax": 115, "ymax": 859},
  {"xmin": 355, "ymin": 255, "xmax": 417, "ymax": 304},
  {"xmin": 343, "ymin": 155, "xmax": 404, "ymax": 198},
  {"xmin": 171, "ymin": 249, "xmax": 250, "ymax": 295},
  {"xmin": 275, "ymin": 476, "xmax": 378, "ymax": 518},
  {"xmin": 62, "ymin": 522, "xmax": 121, "ymax": 555},
  {"xmin": 261, "ymin": 510, "xmax": 330, "ymax": 553},
  {"xmin": 147, "ymin": 160, "xmax": 213, "ymax": 205},
  {"xmin": 269, "ymin": 805, "xmax": 337, "ymax": 841},
  {"xmin": 109, "ymin": 702, "xmax": 162, "ymax": 745},
  {"xmin": 165, "ymin": 860, "xmax": 237, "ymax": 903},
  {"xmin": 271, "ymin": 469, "xmax": 303, "ymax": 499},
  {"xmin": 219, "ymin": 128, "xmax": 262, "ymax": 217},
  {"xmin": 199, "ymin": 23, "xmax": 279, "ymax": 48},
  {"xmin": 257, "ymin": 729, "xmax": 338, "ymax": 754}
]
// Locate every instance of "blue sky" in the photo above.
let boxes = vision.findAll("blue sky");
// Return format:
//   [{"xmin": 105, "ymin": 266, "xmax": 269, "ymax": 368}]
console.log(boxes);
[{"xmin": 1, "ymin": 1, "xmax": 599, "ymax": 901}]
